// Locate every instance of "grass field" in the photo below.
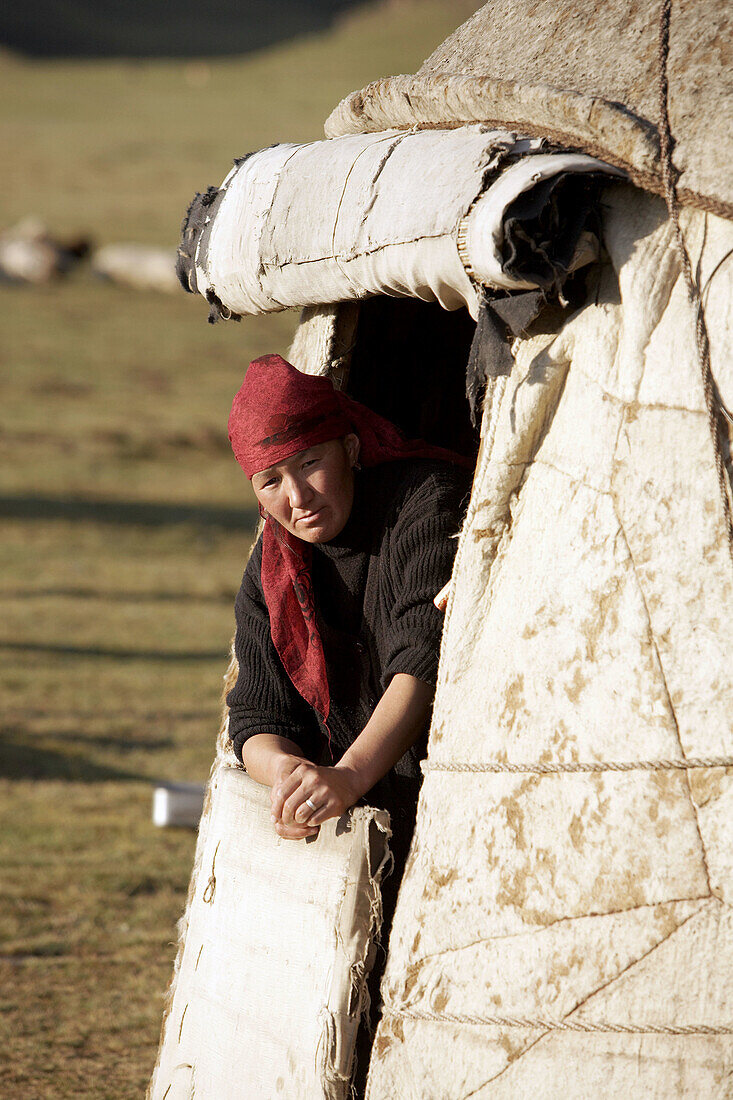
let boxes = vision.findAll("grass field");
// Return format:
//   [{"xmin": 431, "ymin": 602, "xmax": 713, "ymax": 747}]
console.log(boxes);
[{"xmin": 0, "ymin": 3, "xmax": 476, "ymax": 1094}]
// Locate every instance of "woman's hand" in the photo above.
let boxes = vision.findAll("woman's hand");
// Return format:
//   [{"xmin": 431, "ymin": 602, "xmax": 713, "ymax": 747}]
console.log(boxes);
[
  {"xmin": 270, "ymin": 759, "xmax": 362, "ymax": 840},
  {"xmin": 434, "ymin": 580, "xmax": 451, "ymax": 612}
]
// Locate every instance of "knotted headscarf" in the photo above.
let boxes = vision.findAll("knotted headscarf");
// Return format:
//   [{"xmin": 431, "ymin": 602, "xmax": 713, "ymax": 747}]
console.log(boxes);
[{"xmin": 229, "ymin": 354, "xmax": 471, "ymax": 730}]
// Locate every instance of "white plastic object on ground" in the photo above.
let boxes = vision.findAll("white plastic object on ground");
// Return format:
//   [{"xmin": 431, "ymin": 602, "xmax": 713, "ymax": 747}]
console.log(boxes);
[{"xmin": 152, "ymin": 782, "xmax": 206, "ymax": 828}]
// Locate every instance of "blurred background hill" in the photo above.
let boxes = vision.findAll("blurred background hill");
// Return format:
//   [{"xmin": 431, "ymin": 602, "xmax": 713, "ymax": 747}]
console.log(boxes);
[
  {"xmin": 3, "ymin": 0, "xmax": 365, "ymax": 58},
  {"xmin": 0, "ymin": 2, "xmax": 477, "ymax": 1095}
]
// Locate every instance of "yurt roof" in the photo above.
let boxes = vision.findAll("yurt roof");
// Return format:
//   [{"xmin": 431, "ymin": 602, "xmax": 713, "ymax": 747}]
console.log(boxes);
[{"xmin": 325, "ymin": 0, "xmax": 732, "ymax": 219}]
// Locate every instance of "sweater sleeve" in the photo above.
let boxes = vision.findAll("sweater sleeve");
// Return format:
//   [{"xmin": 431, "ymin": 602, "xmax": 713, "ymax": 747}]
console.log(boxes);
[
  {"xmin": 226, "ymin": 536, "xmax": 321, "ymax": 763},
  {"xmin": 381, "ymin": 466, "xmax": 469, "ymax": 689}
]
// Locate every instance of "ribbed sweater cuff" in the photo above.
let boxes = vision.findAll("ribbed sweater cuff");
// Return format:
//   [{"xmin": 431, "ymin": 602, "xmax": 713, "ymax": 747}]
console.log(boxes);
[
  {"xmin": 383, "ymin": 645, "xmax": 439, "ymax": 689},
  {"xmin": 228, "ymin": 713, "xmax": 309, "ymax": 763}
]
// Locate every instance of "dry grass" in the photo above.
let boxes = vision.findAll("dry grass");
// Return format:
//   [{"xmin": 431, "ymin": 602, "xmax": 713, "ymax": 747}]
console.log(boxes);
[
  {"xmin": 0, "ymin": 2, "xmax": 476, "ymax": 1094},
  {"xmin": 0, "ymin": 2, "xmax": 472, "ymax": 245},
  {"xmin": 0, "ymin": 781, "xmax": 198, "ymax": 1097}
]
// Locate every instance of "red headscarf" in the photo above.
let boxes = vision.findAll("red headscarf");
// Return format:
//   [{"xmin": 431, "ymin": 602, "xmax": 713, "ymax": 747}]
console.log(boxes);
[{"xmin": 229, "ymin": 354, "xmax": 471, "ymax": 732}]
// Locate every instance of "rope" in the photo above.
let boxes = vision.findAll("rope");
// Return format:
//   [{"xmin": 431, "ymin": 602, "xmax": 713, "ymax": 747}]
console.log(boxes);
[
  {"xmin": 422, "ymin": 757, "xmax": 733, "ymax": 775},
  {"xmin": 202, "ymin": 840, "xmax": 220, "ymax": 905},
  {"xmin": 381, "ymin": 1004, "xmax": 733, "ymax": 1036},
  {"xmin": 657, "ymin": 0, "xmax": 733, "ymax": 567}
]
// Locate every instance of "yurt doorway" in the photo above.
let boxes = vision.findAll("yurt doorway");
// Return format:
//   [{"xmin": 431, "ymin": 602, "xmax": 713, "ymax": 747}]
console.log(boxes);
[
  {"xmin": 346, "ymin": 296, "xmax": 479, "ymax": 459},
  {"xmin": 335, "ymin": 294, "xmax": 479, "ymax": 1095}
]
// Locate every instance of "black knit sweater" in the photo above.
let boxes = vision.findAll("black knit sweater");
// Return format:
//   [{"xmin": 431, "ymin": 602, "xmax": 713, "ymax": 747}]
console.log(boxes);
[{"xmin": 226, "ymin": 459, "xmax": 470, "ymax": 800}]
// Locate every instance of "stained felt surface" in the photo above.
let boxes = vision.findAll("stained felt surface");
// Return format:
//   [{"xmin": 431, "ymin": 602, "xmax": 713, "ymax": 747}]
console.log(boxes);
[{"xmin": 366, "ymin": 188, "xmax": 733, "ymax": 1096}]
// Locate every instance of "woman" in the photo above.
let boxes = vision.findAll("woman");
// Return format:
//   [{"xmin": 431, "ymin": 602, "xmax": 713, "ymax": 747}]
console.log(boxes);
[{"xmin": 226, "ymin": 354, "xmax": 472, "ymax": 848}]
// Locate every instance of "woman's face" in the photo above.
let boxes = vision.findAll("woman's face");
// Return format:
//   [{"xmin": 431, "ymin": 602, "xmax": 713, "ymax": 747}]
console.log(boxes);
[{"xmin": 251, "ymin": 434, "xmax": 360, "ymax": 543}]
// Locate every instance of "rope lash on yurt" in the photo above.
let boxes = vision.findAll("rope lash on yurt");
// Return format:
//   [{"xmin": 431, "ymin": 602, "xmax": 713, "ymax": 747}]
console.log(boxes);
[
  {"xmin": 422, "ymin": 756, "xmax": 733, "ymax": 774},
  {"xmin": 658, "ymin": 0, "xmax": 733, "ymax": 566},
  {"xmin": 378, "ymin": 1005, "xmax": 733, "ymax": 1036}
]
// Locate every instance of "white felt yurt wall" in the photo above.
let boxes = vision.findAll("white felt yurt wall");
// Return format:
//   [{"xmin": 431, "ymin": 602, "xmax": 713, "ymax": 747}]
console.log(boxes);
[
  {"xmin": 365, "ymin": 188, "xmax": 733, "ymax": 1097},
  {"xmin": 149, "ymin": 768, "xmax": 391, "ymax": 1100}
]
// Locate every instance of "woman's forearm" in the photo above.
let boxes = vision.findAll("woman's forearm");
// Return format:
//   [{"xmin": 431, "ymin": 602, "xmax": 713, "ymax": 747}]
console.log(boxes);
[
  {"xmin": 240, "ymin": 733, "xmax": 307, "ymax": 786},
  {"xmin": 240, "ymin": 674, "xmax": 432, "ymax": 795},
  {"xmin": 334, "ymin": 672, "xmax": 434, "ymax": 798}
]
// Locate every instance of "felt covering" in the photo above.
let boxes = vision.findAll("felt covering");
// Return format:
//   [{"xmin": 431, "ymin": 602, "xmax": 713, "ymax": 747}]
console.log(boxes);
[
  {"xmin": 179, "ymin": 129, "xmax": 621, "ymax": 323},
  {"xmin": 148, "ymin": 767, "xmax": 391, "ymax": 1100},
  {"xmin": 365, "ymin": 186, "xmax": 733, "ymax": 1097}
]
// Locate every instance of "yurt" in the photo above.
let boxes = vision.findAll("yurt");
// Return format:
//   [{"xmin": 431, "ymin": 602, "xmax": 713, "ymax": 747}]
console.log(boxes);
[{"xmin": 150, "ymin": 1, "xmax": 733, "ymax": 1096}]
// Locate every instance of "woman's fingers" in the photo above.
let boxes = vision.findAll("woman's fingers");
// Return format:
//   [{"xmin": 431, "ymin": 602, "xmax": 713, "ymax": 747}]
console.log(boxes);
[
  {"xmin": 306, "ymin": 802, "xmax": 341, "ymax": 827},
  {"xmin": 273, "ymin": 761, "xmax": 323, "ymax": 824},
  {"xmin": 293, "ymin": 794, "xmax": 324, "ymax": 825},
  {"xmin": 275, "ymin": 820, "xmax": 319, "ymax": 840},
  {"xmin": 271, "ymin": 766, "xmax": 307, "ymax": 822},
  {"xmin": 434, "ymin": 580, "xmax": 451, "ymax": 612},
  {"xmin": 273, "ymin": 764, "xmax": 357, "ymax": 830},
  {"xmin": 281, "ymin": 782, "xmax": 323, "ymax": 826}
]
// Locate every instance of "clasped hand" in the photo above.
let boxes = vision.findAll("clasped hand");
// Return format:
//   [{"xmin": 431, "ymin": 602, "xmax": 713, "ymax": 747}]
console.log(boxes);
[{"xmin": 270, "ymin": 757, "xmax": 361, "ymax": 840}]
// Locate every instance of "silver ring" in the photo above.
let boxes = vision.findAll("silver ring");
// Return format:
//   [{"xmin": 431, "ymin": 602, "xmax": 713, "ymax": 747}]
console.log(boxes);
[{"xmin": 305, "ymin": 797, "xmax": 318, "ymax": 812}]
